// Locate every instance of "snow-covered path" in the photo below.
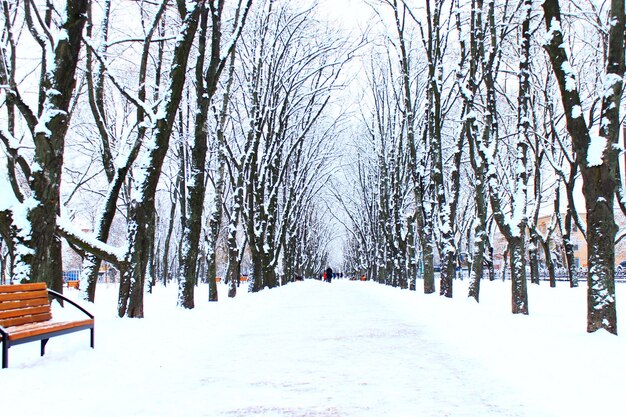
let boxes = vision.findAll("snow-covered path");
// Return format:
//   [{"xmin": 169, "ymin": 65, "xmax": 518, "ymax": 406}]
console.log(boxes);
[
  {"xmin": 218, "ymin": 280, "xmax": 533, "ymax": 417},
  {"xmin": 2, "ymin": 279, "xmax": 625, "ymax": 417}
]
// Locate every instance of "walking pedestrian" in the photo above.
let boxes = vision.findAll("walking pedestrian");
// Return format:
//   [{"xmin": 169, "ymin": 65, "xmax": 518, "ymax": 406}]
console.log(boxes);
[{"xmin": 325, "ymin": 266, "xmax": 333, "ymax": 283}]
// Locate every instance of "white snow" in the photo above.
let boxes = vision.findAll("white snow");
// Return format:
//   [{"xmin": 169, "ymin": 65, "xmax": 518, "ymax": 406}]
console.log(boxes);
[
  {"xmin": 57, "ymin": 216, "xmax": 127, "ymax": 262},
  {"xmin": 33, "ymin": 110, "xmax": 55, "ymax": 136},
  {"xmin": 0, "ymin": 173, "xmax": 20, "ymax": 211},
  {"xmin": 561, "ymin": 61, "xmax": 577, "ymax": 92},
  {"xmin": 544, "ymin": 19, "xmax": 561, "ymax": 47},
  {"xmin": 587, "ymin": 134, "xmax": 607, "ymax": 167},
  {"xmin": 11, "ymin": 197, "xmax": 39, "ymax": 240},
  {"xmin": 2, "ymin": 280, "xmax": 626, "ymax": 416},
  {"xmin": 603, "ymin": 73, "xmax": 622, "ymax": 98},
  {"xmin": 0, "ymin": 182, "xmax": 38, "ymax": 281}
]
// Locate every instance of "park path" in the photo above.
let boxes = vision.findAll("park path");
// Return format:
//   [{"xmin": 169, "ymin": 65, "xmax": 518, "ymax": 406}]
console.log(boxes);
[
  {"xmin": 201, "ymin": 280, "xmax": 543, "ymax": 417},
  {"xmin": 1, "ymin": 280, "xmax": 552, "ymax": 417}
]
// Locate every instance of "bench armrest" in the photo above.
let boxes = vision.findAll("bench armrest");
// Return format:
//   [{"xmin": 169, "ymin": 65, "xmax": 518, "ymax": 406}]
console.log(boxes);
[{"xmin": 47, "ymin": 289, "xmax": 94, "ymax": 320}]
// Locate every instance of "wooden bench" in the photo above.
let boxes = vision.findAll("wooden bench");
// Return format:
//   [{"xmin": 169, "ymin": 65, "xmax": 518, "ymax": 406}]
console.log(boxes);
[
  {"xmin": 66, "ymin": 280, "xmax": 80, "ymax": 289},
  {"xmin": 0, "ymin": 282, "xmax": 94, "ymax": 369}
]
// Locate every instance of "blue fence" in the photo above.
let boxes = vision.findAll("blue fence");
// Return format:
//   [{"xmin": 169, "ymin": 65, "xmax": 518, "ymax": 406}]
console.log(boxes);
[{"xmin": 63, "ymin": 270, "xmax": 80, "ymax": 282}]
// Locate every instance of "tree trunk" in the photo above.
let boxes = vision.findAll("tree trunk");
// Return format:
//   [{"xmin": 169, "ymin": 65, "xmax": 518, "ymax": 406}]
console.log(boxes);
[
  {"xmin": 225, "ymin": 179, "xmax": 244, "ymax": 298},
  {"xmin": 543, "ymin": 0, "xmax": 622, "ymax": 334},
  {"xmin": 118, "ymin": 3, "xmax": 202, "ymax": 318},
  {"xmin": 251, "ymin": 255, "xmax": 264, "ymax": 292},
  {"xmin": 467, "ymin": 217, "xmax": 486, "ymax": 302},
  {"xmin": 465, "ymin": 0, "xmax": 488, "ymax": 302},
  {"xmin": 206, "ymin": 5, "xmax": 240, "ymax": 301},
  {"xmin": 22, "ymin": 0, "xmax": 88, "ymax": 294},
  {"xmin": 176, "ymin": 4, "xmax": 209, "ymax": 309},
  {"xmin": 80, "ymin": 0, "xmax": 155, "ymax": 302},
  {"xmin": 467, "ymin": 132, "xmax": 487, "ymax": 300},
  {"xmin": 501, "ymin": 246, "xmax": 509, "ymax": 282},
  {"xmin": 529, "ymin": 236, "xmax": 540, "ymax": 285},
  {"xmin": 541, "ymin": 239, "xmax": 556, "ymax": 288},
  {"xmin": 407, "ymin": 221, "xmax": 418, "ymax": 291},
  {"xmin": 510, "ymin": 237, "xmax": 529, "ymax": 315},
  {"xmin": 7, "ymin": 0, "xmax": 88, "ymax": 292},
  {"xmin": 0, "ymin": 239, "xmax": 6, "ymax": 285},
  {"xmin": 585, "ymin": 201, "xmax": 618, "ymax": 332},
  {"xmin": 563, "ymin": 211, "xmax": 579, "ymax": 288},
  {"xmin": 390, "ymin": 0, "xmax": 434, "ymax": 296},
  {"xmin": 146, "ymin": 214, "xmax": 157, "ymax": 294},
  {"xmin": 421, "ymin": 236, "xmax": 436, "ymax": 294},
  {"xmin": 226, "ymin": 243, "xmax": 240, "ymax": 298},
  {"xmin": 161, "ymin": 183, "xmax": 179, "ymax": 288},
  {"xmin": 439, "ymin": 129, "xmax": 464, "ymax": 298},
  {"xmin": 119, "ymin": 204, "xmax": 152, "ymax": 317},
  {"xmin": 487, "ymin": 243, "xmax": 495, "ymax": 281},
  {"xmin": 206, "ymin": 238, "xmax": 219, "ymax": 301}
]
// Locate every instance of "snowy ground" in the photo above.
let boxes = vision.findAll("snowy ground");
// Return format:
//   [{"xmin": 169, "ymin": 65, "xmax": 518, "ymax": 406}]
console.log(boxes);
[{"xmin": 2, "ymin": 279, "xmax": 625, "ymax": 417}]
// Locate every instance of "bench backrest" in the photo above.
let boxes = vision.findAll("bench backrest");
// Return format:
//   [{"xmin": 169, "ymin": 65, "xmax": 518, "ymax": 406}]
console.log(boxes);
[{"xmin": 0, "ymin": 283, "xmax": 52, "ymax": 328}]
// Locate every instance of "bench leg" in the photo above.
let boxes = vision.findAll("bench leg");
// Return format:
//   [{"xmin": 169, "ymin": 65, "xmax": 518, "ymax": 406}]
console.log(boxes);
[
  {"xmin": 2, "ymin": 342, "xmax": 7, "ymax": 369},
  {"xmin": 41, "ymin": 339, "xmax": 49, "ymax": 357},
  {"xmin": 90, "ymin": 328, "xmax": 94, "ymax": 348}
]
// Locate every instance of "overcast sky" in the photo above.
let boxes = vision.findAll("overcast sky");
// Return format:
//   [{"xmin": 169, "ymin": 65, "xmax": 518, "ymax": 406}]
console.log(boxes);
[{"xmin": 316, "ymin": 0, "xmax": 377, "ymax": 31}]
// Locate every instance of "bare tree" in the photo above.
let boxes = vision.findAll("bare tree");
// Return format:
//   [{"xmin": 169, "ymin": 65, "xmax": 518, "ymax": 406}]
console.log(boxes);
[
  {"xmin": 176, "ymin": 0, "xmax": 252, "ymax": 309},
  {"xmin": 0, "ymin": 0, "xmax": 89, "ymax": 293},
  {"xmin": 542, "ymin": 0, "xmax": 623, "ymax": 333},
  {"xmin": 230, "ymin": 2, "xmax": 347, "ymax": 291},
  {"xmin": 385, "ymin": 0, "xmax": 435, "ymax": 293},
  {"xmin": 116, "ymin": 1, "xmax": 205, "ymax": 317},
  {"xmin": 78, "ymin": 0, "xmax": 158, "ymax": 303}
]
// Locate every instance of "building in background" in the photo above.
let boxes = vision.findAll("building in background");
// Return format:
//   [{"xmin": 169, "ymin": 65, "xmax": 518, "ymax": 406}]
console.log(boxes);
[{"xmin": 491, "ymin": 212, "xmax": 626, "ymax": 271}]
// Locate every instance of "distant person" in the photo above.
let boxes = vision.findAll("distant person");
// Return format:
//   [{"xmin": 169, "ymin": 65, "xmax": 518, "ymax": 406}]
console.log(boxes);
[{"xmin": 325, "ymin": 266, "xmax": 333, "ymax": 283}]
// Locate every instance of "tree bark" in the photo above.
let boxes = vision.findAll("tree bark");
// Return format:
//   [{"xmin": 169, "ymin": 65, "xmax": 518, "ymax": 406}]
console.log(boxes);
[
  {"xmin": 119, "ymin": 2, "xmax": 203, "ymax": 318},
  {"xmin": 510, "ymin": 236, "xmax": 529, "ymax": 314},
  {"xmin": 390, "ymin": 0, "xmax": 435, "ymax": 295},
  {"xmin": 18, "ymin": 0, "xmax": 88, "ymax": 293},
  {"xmin": 177, "ymin": 3, "xmax": 210, "ymax": 309},
  {"xmin": 542, "ymin": 0, "xmax": 622, "ymax": 334},
  {"xmin": 79, "ymin": 0, "xmax": 155, "ymax": 303},
  {"xmin": 466, "ymin": 0, "xmax": 488, "ymax": 303},
  {"xmin": 541, "ymin": 239, "xmax": 556, "ymax": 288}
]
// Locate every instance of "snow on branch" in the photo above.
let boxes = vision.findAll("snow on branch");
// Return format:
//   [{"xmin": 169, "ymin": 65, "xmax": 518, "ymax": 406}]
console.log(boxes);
[
  {"xmin": 587, "ymin": 134, "xmax": 608, "ymax": 167},
  {"xmin": 0, "ymin": 171, "xmax": 21, "ymax": 212},
  {"xmin": 219, "ymin": 0, "xmax": 254, "ymax": 62},
  {"xmin": 0, "ymin": 128, "xmax": 32, "ymax": 181},
  {"xmin": 56, "ymin": 217, "xmax": 127, "ymax": 266}
]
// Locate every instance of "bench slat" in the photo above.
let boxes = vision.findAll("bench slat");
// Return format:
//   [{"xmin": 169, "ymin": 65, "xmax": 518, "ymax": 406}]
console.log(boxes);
[
  {"xmin": 0, "ymin": 297, "xmax": 50, "ymax": 311},
  {"xmin": 0, "ymin": 312, "xmax": 52, "ymax": 328},
  {"xmin": 0, "ymin": 290, "xmax": 49, "ymax": 302},
  {"xmin": 0, "ymin": 305, "xmax": 51, "ymax": 320},
  {"xmin": 0, "ymin": 283, "xmax": 47, "ymax": 293},
  {"xmin": 6, "ymin": 319, "xmax": 94, "ymax": 341}
]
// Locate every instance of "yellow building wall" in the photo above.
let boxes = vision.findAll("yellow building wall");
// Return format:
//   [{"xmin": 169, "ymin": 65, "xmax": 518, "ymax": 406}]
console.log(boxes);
[{"xmin": 492, "ymin": 211, "xmax": 626, "ymax": 269}]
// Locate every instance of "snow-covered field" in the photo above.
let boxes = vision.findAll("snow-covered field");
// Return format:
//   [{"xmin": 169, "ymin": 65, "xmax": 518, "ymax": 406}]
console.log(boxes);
[{"xmin": 2, "ymin": 279, "xmax": 625, "ymax": 417}]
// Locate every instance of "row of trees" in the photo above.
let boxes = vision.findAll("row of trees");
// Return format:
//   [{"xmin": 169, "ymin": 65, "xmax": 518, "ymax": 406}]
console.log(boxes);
[
  {"xmin": 1, "ymin": 0, "xmax": 624, "ymax": 335},
  {"xmin": 339, "ymin": 0, "xmax": 624, "ymax": 334},
  {"xmin": 0, "ymin": 0, "xmax": 346, "ymax": 317}
]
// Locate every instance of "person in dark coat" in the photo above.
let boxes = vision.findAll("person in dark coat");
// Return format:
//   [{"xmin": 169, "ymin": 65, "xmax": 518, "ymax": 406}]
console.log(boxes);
[{"xmin": 325, "ymin": 266, "xmax": 333, "ymax": 283}]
